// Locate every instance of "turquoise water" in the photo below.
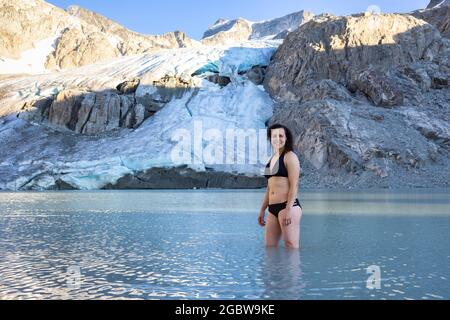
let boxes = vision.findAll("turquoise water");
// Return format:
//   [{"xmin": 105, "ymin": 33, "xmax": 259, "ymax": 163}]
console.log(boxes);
[{"xmin": 0, "ymin": 189, "xmax": 449, "ymax": 300}]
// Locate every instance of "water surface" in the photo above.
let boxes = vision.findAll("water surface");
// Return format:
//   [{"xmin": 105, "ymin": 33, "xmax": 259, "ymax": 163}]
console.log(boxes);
[{"xmin": 0, "ymin": 188, "xmax": 449, "ymax": 300}]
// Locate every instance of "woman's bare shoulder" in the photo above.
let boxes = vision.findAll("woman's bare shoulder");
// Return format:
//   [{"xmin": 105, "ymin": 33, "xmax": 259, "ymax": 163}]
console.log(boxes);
[
  {"xmin": 283, "ymin": 151, "xmax": 300, "ymax": 165},
  {"xmin": 284, "ymin": 151, "xmax": 299, "ymax": 160}
]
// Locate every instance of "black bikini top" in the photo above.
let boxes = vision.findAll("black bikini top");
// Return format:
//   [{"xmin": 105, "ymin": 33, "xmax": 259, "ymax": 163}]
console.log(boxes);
[{"xmin": 264, "ymin": 152, "xmax": 289, "ymax": 179}]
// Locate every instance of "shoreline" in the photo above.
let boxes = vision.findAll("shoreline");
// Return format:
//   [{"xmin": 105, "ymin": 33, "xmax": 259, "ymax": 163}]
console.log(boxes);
[{"xmin": 1, "ymin": 185, "xmax": 449, "ymax": 192}]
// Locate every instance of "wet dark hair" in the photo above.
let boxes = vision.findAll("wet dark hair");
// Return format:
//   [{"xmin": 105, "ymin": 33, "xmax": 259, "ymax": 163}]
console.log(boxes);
[{"xmin": 267, "ymin": 123, "xmax": 294, "ymax": 154}]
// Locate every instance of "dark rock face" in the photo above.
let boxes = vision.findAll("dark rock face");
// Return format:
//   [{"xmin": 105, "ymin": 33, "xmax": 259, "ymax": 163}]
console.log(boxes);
[
  {"xmin": 273, "ymin": 30, "xmax": 290, "ymax": 40},
  {"xmin": 427, "ymin": 0, "xmax": 450, "ymax": 9},
  {"xmin": 412, "ymin": 4, "xmax": 450, "ymax": 38},
  {"xmin": 350, "ymin": 69, "xmax": 404, "ymax": 107},
  {"xmin": 296, "ymin": 79, "xmax": 356, "ymax": 103},
  {"xmin": 101, "ymin": 165, "xmax": 267, "ymax": 189},
  {"xmin": 263, "ymin": 13, "xmax": 450, "ymax": 188},
  {"xmin": 269, "ymin": 100, "xmax": 440, "ymax": 176},
  {"xmin": 17, "ymin": 96, "xmax": 53, "ymax": 123}
]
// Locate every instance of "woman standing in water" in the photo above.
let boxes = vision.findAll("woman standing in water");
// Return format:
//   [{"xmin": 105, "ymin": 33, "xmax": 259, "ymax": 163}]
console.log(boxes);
[{"xmin": 258, "ymin": 124, "xmax": 303, "ymax": 249}]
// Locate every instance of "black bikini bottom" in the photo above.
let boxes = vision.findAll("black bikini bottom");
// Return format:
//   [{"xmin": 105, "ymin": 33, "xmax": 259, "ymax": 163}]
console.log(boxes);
[{"xmin": 268, "ymin": 198, "xmax": 302, "ymax": 218}]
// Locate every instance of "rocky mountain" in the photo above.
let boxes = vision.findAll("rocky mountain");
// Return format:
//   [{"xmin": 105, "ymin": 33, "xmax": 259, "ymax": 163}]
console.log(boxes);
[
  {"xmin": 427, "ymin": 0, "xmax": 450, "ymax": 8},
  {"xmin": 251, "ymin": 11, "xmax": 315, "ymax": 39},
  {"xmin": 412, "ymin": 2, "xmax": 450, "ymax": 38},
  {"xmin": 263, "ymin": 12, "xmax": 450, "ymax": 188},
  {"xmin": 201, "ymin": 10, "xmax": 313, "ymax": 46},
  {"xmin": 65, "ymin": 5, "xmax": 200, "ymax": 55},
  {"xmin": 0, "ymin": 0, "xmax": 199, "ymax": 73},
  {"xmin": 202, "ymin": 18, "xmax": 254, "ymax": 46},
  {"xmin": 1, "ymin": 0, "xmax": 449, "ymax": 190}
]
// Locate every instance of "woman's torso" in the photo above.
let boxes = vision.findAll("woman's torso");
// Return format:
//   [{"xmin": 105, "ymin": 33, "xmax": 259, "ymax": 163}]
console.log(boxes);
[
  {"xmin": 268, "ymin": 177, "xmax": 290, "ymax": 204},
  {"xmin": 265, "ymin": 152, "xmax": 292, "ymax": 204}
]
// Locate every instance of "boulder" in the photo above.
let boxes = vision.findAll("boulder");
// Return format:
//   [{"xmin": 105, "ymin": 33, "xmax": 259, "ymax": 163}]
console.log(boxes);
[
  {"xmin": 264, "ymin": 14, "xmax": 442, "ymax": 100},
  {"xmin": 116, "ymin": 78, "xmax": 140, "ymax": 94},
  {"xmin": 206, "ymin": 74, "xmax": 231, "ymax": 87},
  {"xmin": 135, "ymin": 73, "xmax": 194, "ymax": 112},
  {"xmin": 243, "ymin": 66, "xmax": 266, "ymax": 85},
  {"xmin": 350, "ymin": 69, "xmax": 404, "ymax": 107}
]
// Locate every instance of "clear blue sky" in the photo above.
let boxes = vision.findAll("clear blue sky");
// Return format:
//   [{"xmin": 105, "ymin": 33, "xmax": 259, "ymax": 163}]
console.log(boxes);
[{"xmin": 46, "ymin": 0, "xmax": 430, "ymax": 40}]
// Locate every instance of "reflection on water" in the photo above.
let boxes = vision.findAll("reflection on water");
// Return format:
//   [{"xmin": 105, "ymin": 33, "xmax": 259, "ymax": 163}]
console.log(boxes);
[
  {"xmin": 261, "ymin": 248, "xmax": 304, "ymax": 299},
  {"xmin": 0, "ymin": 188, "xmax": 449, "ymax": 300}
]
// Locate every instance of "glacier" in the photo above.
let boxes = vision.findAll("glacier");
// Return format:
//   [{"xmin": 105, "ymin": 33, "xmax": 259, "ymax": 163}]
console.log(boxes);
[{"xmin": 0, "ymin": 39, "xmax": 281, "ymax": 190}]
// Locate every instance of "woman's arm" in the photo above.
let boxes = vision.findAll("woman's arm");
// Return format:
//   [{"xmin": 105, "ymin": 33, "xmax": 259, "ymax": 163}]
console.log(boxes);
[
  {"xmin": 260, "ymin": 185, "xmax": 270, "ymax": 213},
  {"xmin": 285, "ymin": 152, "xmax": 300, "ymax": 210},
  {"xmin": 258, "ymin": 185, "xmax": 270, "ymax": 226}
]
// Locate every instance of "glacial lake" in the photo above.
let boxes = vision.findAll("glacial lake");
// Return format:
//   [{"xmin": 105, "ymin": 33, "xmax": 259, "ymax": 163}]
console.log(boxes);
[{"xmin": 0, "ymin": 188, "xmax": 449, "ymax": 300}]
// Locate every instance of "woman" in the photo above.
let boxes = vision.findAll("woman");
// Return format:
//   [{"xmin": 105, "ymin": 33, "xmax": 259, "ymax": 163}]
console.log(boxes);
[{"xmin": 258, "ymin": 123, "xmax": 303, "ymax": 249}]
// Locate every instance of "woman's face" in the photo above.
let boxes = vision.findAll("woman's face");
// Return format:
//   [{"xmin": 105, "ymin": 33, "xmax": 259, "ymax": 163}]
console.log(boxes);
[{"xmin": 270, "ymin": 128, "xmax": 286, "ymax": 151}]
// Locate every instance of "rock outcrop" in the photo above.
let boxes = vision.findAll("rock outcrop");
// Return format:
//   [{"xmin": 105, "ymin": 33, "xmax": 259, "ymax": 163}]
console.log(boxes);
[
  {"xmin": 263, "ymin": 13, "xmax": 450, "ymax": 187},
  {"xmin": 17, "ymin": 88, "xmax": 149, "ymax": 134},
  {"xmin": 265, "ymin": 14, "xmax": 443, "ymax": 99},
  {"xmin": 16, "ymin": 72, "xmax": 199, "ymax": 135}
]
